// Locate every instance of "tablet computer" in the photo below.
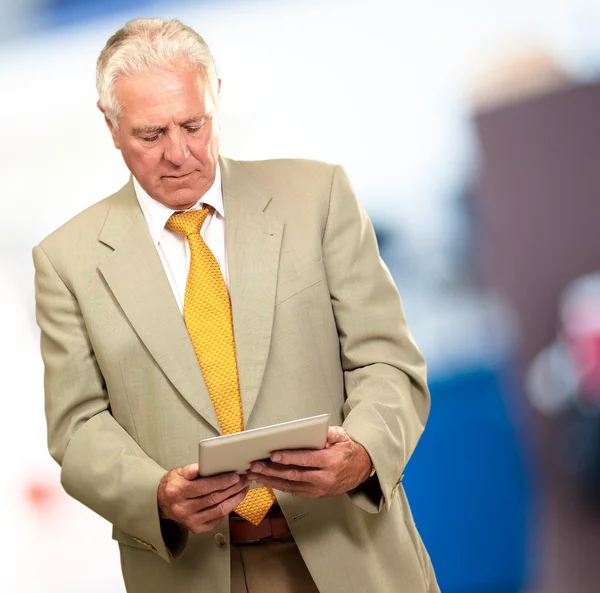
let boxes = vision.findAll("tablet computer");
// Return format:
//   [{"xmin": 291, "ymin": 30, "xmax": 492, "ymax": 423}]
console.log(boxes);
[{"xmin": 198, "ymin": 413, "xmax": 330, "ymax": 477}]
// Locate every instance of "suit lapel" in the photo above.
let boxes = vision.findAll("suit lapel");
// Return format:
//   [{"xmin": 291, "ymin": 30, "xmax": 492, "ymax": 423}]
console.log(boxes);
[
  {"xmin": 220, "ymin": 157, "xmax": 284, "ymax": 426},
  {"xmin": 97, "ymin": 161, "xmax": 283, "ymax": 433},
  {"xmin": 97, "ymin": 180, "xmax": 221, "ymax": 434}
]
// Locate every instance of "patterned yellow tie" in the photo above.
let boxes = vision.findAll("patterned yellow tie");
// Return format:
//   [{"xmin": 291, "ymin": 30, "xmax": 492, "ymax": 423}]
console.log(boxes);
[{"xmin": 166, "ymin": 207, "xmax": 275, "ymax": 526}]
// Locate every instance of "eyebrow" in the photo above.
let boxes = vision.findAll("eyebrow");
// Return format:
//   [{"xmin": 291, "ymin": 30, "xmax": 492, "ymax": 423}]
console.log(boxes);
[
  {"xmin": 180, "ymin": 113, "xmax": 212, "ymax": 126},
  {"xmin": 131, "ymin": 113, "xmax": 211, "ymax": 136},
  {"xmin": 131, "ymin": 124, "xmax": 164, "ymax": 136}
]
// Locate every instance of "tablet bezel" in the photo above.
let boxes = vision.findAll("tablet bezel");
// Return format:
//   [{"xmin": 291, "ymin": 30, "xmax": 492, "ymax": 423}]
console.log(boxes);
[{"xmin": 198, "ymin": 413, "xmax": 330, "ymax": 476}]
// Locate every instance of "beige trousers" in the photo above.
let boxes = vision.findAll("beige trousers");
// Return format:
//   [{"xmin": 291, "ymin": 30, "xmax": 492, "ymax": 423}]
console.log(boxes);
[{"xmin": 230, "ymin": 536, "xmax": 320, "ymax": 593}]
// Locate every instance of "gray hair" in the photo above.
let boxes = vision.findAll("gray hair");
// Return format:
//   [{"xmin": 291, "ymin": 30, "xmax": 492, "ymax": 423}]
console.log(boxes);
[{"xmin": 96, "ymin": 18, "xmax": 219, "ymax": 126}]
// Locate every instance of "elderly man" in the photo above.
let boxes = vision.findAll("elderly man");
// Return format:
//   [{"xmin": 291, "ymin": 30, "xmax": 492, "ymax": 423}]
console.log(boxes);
[{"xmin": 34, "ymin": 17, "xmax": 439, "ymax": 593}]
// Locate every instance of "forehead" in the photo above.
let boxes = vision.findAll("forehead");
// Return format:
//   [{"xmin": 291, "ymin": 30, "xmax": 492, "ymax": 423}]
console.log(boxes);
[{"xmin": 116, "ymin": 69, "xmax": 214, "ymax": 124}]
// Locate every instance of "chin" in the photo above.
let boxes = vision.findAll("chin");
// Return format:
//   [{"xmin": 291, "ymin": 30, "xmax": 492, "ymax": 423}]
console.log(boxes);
[{"xmin": 161, "ymin": 188, "xmax": 199, "ymax": 210}]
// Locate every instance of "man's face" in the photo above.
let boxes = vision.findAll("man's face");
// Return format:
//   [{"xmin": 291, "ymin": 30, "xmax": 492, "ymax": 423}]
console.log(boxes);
[{"xmin": 104, "ymin": 69, "xmax": 220, "ymax": 210}]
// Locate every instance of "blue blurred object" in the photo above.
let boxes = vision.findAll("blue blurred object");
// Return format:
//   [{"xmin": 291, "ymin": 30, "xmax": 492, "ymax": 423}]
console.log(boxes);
[
  {"xmin": 43, "ymin": 0, "xmax": 150, "ymax": 27},
  {"xmin": 405, "ymin": 365, "xmax": 531, "ymax": 593},
  {"xmin": 41, "ymin": 0, "xmax": 208, "ymax": 28}
]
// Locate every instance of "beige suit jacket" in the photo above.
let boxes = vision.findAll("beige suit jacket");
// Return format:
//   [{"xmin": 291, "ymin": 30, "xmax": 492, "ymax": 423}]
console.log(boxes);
[{"xmin": 34, "ymin": 157, "xmax": 439, "ymax": 593}]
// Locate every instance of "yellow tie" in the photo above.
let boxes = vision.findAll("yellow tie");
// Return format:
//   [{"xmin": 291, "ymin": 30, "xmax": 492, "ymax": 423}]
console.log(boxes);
[{"xmin": 166, "ymin": 208, "xmax": 275, "ymax": 526}]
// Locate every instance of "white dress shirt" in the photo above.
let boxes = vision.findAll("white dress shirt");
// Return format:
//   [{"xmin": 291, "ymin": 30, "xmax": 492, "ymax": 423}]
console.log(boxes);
[{"xmin": 133, "ymin": 165, "xmax": 229, "ymax": 314}]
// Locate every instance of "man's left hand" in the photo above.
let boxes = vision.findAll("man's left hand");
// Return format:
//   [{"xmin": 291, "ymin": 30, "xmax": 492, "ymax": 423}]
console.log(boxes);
[{"xmin": 246, "ymin": 426, "xmax": 373, "ymax": 497}]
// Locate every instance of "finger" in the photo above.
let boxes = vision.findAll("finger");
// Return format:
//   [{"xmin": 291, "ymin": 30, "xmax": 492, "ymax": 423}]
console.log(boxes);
[
  {"xmin": 250, "ymin": 462, "xmax": 323, "ymax": 484},
  {"xmin": 191, "ymin": 515, "xmax": 224, "ymax": 534},
  {"xmin": 181, "ymin": 463, "xmax": 200, "ymax": 481},
  {"xmin": 327, "ymin": 426, "xmax": 348, "ymax": 444},
  {"xmin": 190, "ymin": 480, "xmax": 251, "ymax": 513},
  {"xmin": 252, "ymin": 474, "xmax": 316, "ymax": 497},
  {"xmin": 170, "ymin": 483, "xmax": 250, "ymax": 524},
  {"xmin": 193, "ymin": 488, "xmax": 250, "ymax": 525},
  {"xmin": 270, "ymin": 448, "xmax": 329, "ymax": 468},
  {"xmin": 185, "ymin": 472, "xmax": 246, "ymax": 498}
]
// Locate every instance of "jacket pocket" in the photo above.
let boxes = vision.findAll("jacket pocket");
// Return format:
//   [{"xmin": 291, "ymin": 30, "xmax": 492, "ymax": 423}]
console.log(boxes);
[{"xmin": 275, "ymin": 258, "xmax": 326, "ymax": 306}]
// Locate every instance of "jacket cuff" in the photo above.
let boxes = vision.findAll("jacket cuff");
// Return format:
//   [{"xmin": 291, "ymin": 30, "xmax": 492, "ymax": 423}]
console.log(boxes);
[
  {"xmin": 346, "ymin": 473, "xmax": 385, "ymax": 513},
  {"xmin": 112, "ymin": 466, "xmax": 187, "ymax": 562},
  {"xmin": 342, "ymin": 417, "xmax": 403, "ymax": 512}
]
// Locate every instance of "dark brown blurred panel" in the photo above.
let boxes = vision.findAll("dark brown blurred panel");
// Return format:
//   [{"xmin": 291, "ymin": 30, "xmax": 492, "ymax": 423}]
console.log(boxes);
[
  {"xmin": 474, "ymin": 82, "xmax": 600, "ymax": 593},
  {"xmin": 474, "ymin": 82, "xmax": 600, "ymax": 366}
]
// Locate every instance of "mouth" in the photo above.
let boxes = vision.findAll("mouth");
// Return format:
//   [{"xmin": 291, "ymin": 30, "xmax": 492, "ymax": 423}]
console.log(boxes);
[{"xmin": 163, "ymin": 171, "xmax": 195, "ymax": 180}]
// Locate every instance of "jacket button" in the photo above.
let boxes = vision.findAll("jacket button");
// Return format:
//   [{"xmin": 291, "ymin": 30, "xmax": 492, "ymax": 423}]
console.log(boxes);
[{"xmin": 215, "ymin": 533, "xmax": 227, "ymax": 547}]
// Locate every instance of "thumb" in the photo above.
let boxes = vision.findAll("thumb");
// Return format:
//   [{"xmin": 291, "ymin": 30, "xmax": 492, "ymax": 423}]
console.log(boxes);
[
  {"xmin": 327, "ymin": 425, "xmax": 347, "ymax": 445},
  {"xmin": 182, "ymin": 463, "xmax": 200, "ymax": 480}
]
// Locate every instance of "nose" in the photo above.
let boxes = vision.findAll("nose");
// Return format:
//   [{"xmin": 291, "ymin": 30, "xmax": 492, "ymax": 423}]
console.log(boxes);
[{"xmin": 163, "ymin": 129, "xmax": 190, "ymax": 166}]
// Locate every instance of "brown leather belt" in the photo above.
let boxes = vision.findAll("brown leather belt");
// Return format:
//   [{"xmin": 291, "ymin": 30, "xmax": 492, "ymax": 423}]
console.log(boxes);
[{"xmin": 229, "ymin": 509, "xmax": 291, "ymax": 544}]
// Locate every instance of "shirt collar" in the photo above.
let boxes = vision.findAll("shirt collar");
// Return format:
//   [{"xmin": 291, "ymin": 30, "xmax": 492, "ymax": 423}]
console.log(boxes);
[{"xmin": 133, "ymin": 163, "xmax": 224, "ymax": 246}]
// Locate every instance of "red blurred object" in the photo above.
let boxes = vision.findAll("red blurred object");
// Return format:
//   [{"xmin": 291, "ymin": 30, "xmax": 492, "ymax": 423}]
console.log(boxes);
[
  {"xmin": 25, "ymin": 481, "xmax": 57, "ymax": 512},
  {"xmin": 566, "ymin": 332, "xmax": 600, "ymax": 401},
  {"xmin": 561, "ymin": 273, "xmax": 600, "ymax": 402}
]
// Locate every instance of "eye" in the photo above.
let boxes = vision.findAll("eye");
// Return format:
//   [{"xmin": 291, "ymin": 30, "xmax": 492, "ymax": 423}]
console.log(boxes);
[
  {"xmin": 141, "ymin": 135, "xmax": 159, "ymax": 143},
  {"xmin": 185, "ymin": 127, "xmax": 201, "ymax": 134}
]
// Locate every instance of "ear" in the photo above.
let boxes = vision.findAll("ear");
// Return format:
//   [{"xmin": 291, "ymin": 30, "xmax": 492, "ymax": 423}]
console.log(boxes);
[{"xmin": 97, "ymin": 101, "xmax": 121, "ymax": 149}]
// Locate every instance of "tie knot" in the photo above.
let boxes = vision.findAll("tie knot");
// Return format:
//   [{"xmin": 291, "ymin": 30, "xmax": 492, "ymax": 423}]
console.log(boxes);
[{"xmin": 166, "ymin": 207, "xmax": 210, "ymax": 237}]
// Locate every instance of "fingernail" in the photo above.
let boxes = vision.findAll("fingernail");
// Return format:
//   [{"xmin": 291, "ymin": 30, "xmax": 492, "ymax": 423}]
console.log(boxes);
[
  {"xmin": 271, "ymin": 453, "xmax": 282, "ymax": 462},
  {"xmin": 231, "ymin": 473, "xmax": 240, "ymax": 484},
  {"xmin": 253, "ymin": 463, "xmax": 264, "ymax": 471}
]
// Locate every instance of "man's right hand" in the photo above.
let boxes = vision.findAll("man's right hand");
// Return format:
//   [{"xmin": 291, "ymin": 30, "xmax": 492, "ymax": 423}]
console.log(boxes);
[{"xmin": 158, "ymin": 464, "xmax": 251, "ymax": 534}]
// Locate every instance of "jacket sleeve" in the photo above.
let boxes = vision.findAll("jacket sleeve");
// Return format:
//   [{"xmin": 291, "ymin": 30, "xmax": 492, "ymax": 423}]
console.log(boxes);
[
  {"xmin": 33, "ymin": 244, "xmax": 187, "ymax": 562},
  {"xmin": 322, "ymin": 165, "xmax": 431, "ymax": 513}
]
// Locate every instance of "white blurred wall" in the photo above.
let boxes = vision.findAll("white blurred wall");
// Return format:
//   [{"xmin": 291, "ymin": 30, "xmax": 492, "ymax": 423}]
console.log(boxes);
[{"xmin": 2, "ymin": 0, "xmax": 600, "ymax": 590}]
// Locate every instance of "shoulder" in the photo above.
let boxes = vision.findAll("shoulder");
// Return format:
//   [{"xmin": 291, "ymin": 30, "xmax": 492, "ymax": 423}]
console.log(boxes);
[
  {"xmin": 236, "ymin": 158, "xmax": 336, "ymax": 179},
  {"xmin": 36, "ymin": 181, "xmax": 131, "ymax": 264},
  {"xmin": 233, "ymin": 158, "xmax": 338, "ymax": 197},
  {"xmin": 224, "ymin": 158, "xmax": 346, "ymax": 252}
]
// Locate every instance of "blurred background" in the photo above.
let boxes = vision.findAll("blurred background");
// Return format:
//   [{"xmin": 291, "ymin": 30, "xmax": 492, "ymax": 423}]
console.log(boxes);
[{"xmin": 2, "ymin": 0, "xmax": 600, "ymax": 591}]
